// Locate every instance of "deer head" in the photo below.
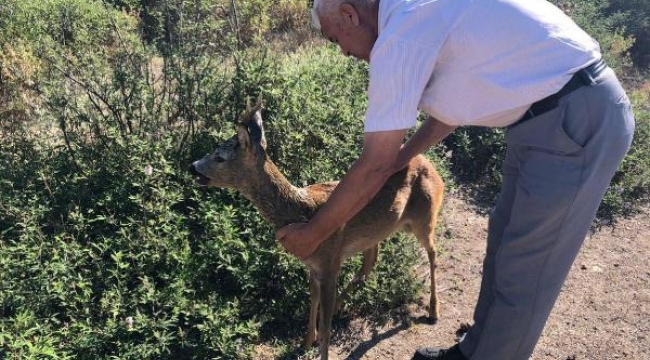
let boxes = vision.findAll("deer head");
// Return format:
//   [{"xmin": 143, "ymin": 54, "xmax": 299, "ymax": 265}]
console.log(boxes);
[{"xmin": 190, "ymin": 98, "xmax": 267, "ymax": 189}]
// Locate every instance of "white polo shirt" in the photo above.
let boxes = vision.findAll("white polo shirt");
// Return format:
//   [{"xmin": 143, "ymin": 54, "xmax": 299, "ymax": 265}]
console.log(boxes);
[{"xmin": 364, "ymin": 0, "xmax": 601, "ymax": 132}]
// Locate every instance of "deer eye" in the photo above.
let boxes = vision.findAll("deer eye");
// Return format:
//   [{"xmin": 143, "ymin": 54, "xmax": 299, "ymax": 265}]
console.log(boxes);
[{"xmin": 215, "ymin": 156, "xmax": 226, "ymax": 163}]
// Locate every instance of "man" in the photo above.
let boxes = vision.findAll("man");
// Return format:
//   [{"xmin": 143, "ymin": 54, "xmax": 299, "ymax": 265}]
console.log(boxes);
[{"xmin": 276, "ymin": 0, "xmax": 635, "ymax": 359}]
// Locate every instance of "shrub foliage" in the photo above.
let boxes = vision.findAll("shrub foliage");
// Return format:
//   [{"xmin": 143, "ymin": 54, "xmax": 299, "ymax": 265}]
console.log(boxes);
[
  {"xmin": 1, "ymin": 0, "xmax": 649, "ymax": 359},
  {"xmin": 0, "ymin": 1, "xmax": 425, "ymax": 358}
]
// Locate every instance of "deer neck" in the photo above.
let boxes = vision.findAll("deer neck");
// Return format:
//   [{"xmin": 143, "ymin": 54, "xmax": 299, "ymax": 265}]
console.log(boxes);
[{"xmin": 241, "ymin": 157, "xmax": 314, "ymax": 229}]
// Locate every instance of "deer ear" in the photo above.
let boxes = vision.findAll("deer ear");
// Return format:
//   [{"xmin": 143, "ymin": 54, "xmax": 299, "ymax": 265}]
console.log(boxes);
[
  {"xmin": 237, "ymin": 124, "xmax": 252, "ymax": 150},
  {"xmin": 254, "ymin": 94, "xmax": 263, "ymax": 113},
  {"xmin": 237, "ymin": 95, "xmax": 265, "ymax": 150},
  {"xmin": 249, "ymin": 109, "xmax": 267, "ymax": 150}
]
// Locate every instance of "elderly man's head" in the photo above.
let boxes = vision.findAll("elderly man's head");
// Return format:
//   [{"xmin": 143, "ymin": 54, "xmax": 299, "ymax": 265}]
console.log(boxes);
[{"xmin": 311, "ymin": 0, "xmax": 380, "ymax": 62}]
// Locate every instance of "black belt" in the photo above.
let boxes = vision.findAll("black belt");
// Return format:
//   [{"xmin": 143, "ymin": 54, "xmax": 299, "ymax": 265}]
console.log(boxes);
[{"xmin": 513, "ymin": 58, "xmax": 608, "ymax": 126}]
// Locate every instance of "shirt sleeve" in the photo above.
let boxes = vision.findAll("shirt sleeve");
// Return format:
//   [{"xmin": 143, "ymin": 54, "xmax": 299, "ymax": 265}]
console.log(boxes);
[{"xmin": 364, "ymin": 37, "xmax": 439, "ymax": 132}]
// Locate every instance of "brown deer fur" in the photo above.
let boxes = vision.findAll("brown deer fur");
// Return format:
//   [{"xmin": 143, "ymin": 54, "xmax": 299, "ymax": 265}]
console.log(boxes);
[{"xmin": 190, "ymin": 102, "xmax": 444, "ymax": 360}]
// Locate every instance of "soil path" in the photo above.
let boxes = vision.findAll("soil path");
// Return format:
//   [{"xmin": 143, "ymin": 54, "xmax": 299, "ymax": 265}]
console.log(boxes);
[{"xmin": 328, "ymin": 194, "xmax": 650, "ymax": 360}]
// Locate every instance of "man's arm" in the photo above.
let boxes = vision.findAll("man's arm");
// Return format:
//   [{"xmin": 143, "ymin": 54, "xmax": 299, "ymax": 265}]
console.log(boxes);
[
  {"xmin": 277, "ymin": 129, "xmax": 406, "ymax": 259},
  {"xmin": 394, "ymin": 116, "xmax": 457, "ymax": 172},
  {"xmin": 277, "ymin": 117, "xmax": 457, "ymax": 260}
]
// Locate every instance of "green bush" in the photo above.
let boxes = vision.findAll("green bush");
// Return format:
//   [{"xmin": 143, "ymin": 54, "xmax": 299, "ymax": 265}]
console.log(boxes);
[
  {"xmin": 0, "ymin": 19, "xmax": 428, "ymax": 357},
  {"xmin": 606, "ymin": 0, "xmax": 650, "ymax": 68},
  {"xmin": 2, "ymin": 1, "xmax": 649, "ymax": 359},
  {"xmin": 0, "ymin": 136, "xmax": 261, "ymax": 359}
]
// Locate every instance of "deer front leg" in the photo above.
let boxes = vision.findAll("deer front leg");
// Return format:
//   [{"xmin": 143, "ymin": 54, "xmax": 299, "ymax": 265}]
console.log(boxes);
[
  {"xmin": 335, "ymin": 245, "xmax": 379, "ymax": 313},
  {"xmin": 304, "ymin": 271, "xmax": 320, "ymax": 348},
  {"xmin": 317, "ymin": 271, "xmax": 339, "ymax": 360}
]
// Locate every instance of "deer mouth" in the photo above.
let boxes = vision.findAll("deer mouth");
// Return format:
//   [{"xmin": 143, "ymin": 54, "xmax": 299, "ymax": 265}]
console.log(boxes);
[
  {"xmin": 189, "ymin": 164, "xmax": 211, "ymax": 186},
  {"xmin": 195, "ymin": 174, "xmax": 211, "ymax": 186}
]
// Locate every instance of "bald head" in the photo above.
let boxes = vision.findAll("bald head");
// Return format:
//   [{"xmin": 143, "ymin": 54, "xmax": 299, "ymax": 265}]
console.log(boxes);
[{"xmin": 312, "ymin": 0, "xmax": 379, "ymax": 30}]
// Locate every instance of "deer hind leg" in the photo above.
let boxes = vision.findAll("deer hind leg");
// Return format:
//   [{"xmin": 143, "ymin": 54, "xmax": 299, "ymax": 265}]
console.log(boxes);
[
  {"xmin": 334, "ymin": 244, "xmax": 379, "ymax": 313},
  {"xmin": 414, "ymin": 218, "xmax": 440, "ymax": 323},
  {"xmin": 304, "ymin": 271, "xmax": 320, "ymax": 348}
]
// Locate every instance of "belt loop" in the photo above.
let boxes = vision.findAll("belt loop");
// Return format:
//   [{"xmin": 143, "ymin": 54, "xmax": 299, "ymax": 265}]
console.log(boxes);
[
  {"xmin": 526, "ymin": 108, "xmax": 535, "ymax": 119},
  {"xmin": 579, "ymin": 58, "xmax": 605, "ymax": 86},
  {"xmin": 578, "ymin": 68, "xmax": 597, "ymax": 86}
]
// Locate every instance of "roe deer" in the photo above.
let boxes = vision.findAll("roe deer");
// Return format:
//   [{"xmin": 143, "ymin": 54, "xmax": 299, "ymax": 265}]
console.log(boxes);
[{"xmin": 190, "ymin": 102, "xmax": 444, "ymax": 360}]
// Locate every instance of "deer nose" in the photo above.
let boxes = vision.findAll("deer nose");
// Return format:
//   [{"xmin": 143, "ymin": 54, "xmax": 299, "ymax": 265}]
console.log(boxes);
[{"xmin": 189, "ymin": 163, "xmax": 200, "ymax": 176}]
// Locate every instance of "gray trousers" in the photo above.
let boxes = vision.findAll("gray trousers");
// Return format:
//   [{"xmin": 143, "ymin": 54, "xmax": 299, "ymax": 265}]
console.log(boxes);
[{"xmin": 459, "ymin": 67, "xmax": 635, "ymax": 360}]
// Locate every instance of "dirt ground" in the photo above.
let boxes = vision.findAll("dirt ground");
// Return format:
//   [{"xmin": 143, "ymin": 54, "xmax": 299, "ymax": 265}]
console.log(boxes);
[{"xmin": 323, "ymin": 193, "xmax": 650, "ymax": 360}]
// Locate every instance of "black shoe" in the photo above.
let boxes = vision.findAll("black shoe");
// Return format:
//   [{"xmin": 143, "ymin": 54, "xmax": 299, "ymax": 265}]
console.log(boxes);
[{"xmin": 412, "ymin": 344, "xmax": 468, "ymax": 360}]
